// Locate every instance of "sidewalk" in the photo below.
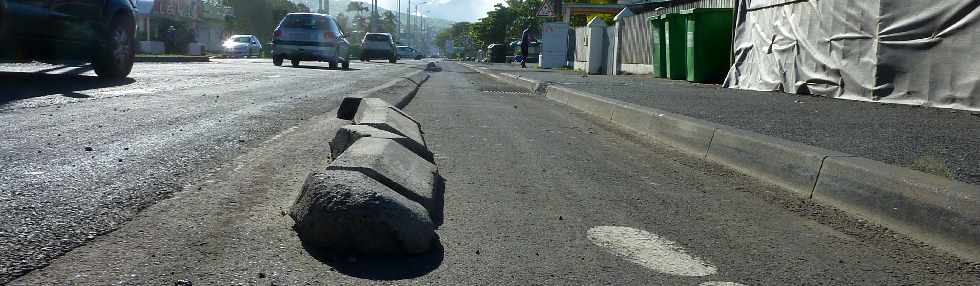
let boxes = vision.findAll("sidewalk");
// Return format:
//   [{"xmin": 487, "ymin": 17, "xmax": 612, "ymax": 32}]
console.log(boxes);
[{"xmin": 468, "ymin": 62, "xmax": 980, "ymax": 186}]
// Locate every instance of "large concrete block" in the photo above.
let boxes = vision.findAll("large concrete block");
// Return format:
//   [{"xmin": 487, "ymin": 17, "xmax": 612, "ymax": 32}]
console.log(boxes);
[
  {"xmin": 353, "ymin": 98, "xmax": 427, "ymax": 147},
  {"xmin": 646, "ymin": 111, "xmax": 722, "ymax": 158},
  {"xmin": 813, "ymin": 157, "xmax": 980, "ymax": 263},
  {"xmin": 327, "ymin": 137, "xmax": 441, "ymax": 218},
  {"xmin": 705, "ymin": 128, "xmax": 848, "ymax": 197},
  {"xmin": 290, "ymin": 170, "xmax": 435, "ymax": 255},
  {"xmin": 331, "ymin": 125, "xmax": 434, "ymax": 163}
]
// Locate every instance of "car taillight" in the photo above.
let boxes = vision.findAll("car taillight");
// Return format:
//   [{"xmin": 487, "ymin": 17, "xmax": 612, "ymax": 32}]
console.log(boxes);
[
  {"xmin": 274, "ymin": 30, "xmax": 282, "ymax": 40},
  {"xmin": 324, "ymin": 31, "xmax": 337, "ymax": 39}
]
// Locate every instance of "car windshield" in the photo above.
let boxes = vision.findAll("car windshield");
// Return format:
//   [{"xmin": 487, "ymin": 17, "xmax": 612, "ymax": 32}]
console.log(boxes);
[
  {"xmin": 398, "ymin": 47, "xmax": 411, "ymax": 52},
  {"xmin": 366, "ymin": 34, "xmax": 389, "ymax": 41},
  {"xmin": 230, "ymin": 37, "xmax": 251, "ymax": 43},
  {"xmin": 281, "ymin": 15, "xmax": 331, "ymax": 30}
]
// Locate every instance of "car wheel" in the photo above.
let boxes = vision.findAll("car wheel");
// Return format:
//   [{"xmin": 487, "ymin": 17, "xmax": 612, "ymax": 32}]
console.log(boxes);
[
  {"xmin": 291, "ymin": 59, "xmax": 300, "ymax": 67},
  {"xmin": 342, "ymin": 60, "xmax": 350, "ymax": 70},
  {"xmin": 329, "ymin": 61, "xmax": 338, "ymax": 69},
  {"xmin": 273, "ymin": 56, "xmax": 283, "ymax": 66},
  {"xmin": 389, "ymin": 53, "xmax": 397, "ymax": 64},
  {"xmin": 92, "ymin": 15, "xmax": 135, "ymax": 80}
]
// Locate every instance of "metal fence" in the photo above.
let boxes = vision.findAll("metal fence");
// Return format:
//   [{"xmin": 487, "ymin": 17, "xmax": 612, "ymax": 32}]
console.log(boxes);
[
  {"xmin": 617, "ymin": 0, "xmax": 735, "ymax": 65},
  {"xmin": 618, "ymin": 11, "xmax": 656, "ymax": 65}
]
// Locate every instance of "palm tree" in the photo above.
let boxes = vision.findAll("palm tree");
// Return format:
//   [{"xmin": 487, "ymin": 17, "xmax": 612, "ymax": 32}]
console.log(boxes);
[{"xmin": 346, "ymin": 1, "xmax": 369, "ymax": 17}]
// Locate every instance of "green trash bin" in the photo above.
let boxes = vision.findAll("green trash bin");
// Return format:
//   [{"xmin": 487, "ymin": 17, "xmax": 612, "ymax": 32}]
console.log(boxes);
[
  {"xmin": 681, "ymin": 8, "xmax": 734, "ymax": 83},
  {"xmin": 647, "ymin": 16, "xmax": 667, "ymax": 78},
  {"xmin": 662, "ymin": 13, "xmax": 688, "ymax": 80}
]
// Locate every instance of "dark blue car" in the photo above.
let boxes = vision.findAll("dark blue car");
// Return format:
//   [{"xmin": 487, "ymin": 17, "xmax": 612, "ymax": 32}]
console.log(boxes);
[{"xmin": 0, "ymin": 0, "xmax": 137, "ymax": 79}]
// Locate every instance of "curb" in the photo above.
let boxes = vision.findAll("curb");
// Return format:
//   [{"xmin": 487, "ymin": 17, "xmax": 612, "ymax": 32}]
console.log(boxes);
[
  {"xmin": 459, "ymin": 62, "xmax": 545, "ymax": 93},
  {"xmin": 460, "ymin": 62, "xmax": 980, "ymax": 263},
  {"xmin": 134, "ymin": 55, "xmax": 211, "ymax": 63},
  {"xmin": 290, "ymin": 65, "xmax": 441, "ymax": 256}
]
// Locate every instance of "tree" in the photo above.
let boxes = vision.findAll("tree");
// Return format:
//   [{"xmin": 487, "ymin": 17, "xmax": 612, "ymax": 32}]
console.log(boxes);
[
  {"xmin": 434, "ymin": 22, "xmax": 473, "ymax": 57},
  {"xmin": 346, "ymin": 1, "xmax": 369, "ymax": 17}
]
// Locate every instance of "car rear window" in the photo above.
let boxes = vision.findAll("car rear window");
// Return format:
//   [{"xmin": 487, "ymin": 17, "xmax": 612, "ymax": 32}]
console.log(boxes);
[
  {"xmin": 366, "ymin": 34, "xmax": 390, "ymax": 41},
  {"xmin": 281, "ymin": 14, "xmax": 336, "ymax": 32}
]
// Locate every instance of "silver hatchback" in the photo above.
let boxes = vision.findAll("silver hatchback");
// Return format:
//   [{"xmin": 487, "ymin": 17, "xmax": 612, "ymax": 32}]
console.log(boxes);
[{"xmin": 272, "ymin": 13, "xmax": 351, "ymax": 69}]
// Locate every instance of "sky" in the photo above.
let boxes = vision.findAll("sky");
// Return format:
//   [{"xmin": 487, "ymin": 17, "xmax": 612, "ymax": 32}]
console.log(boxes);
[{"xmin": 375, "ymin": 0, "xmax": 505, "ymax": 22}]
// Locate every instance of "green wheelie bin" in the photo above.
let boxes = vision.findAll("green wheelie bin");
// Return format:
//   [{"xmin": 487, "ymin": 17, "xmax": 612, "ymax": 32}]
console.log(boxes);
[
  {"xmin": 662, "ymin": 13, "xmax": 688, "ymax": 80},
  {"xmin": 648, "ymin": 16, "xmax": 667, "ymax": 78},
  {"xmin": 681, "ymin": 8, "xmax": 734, "ymax": 83}
]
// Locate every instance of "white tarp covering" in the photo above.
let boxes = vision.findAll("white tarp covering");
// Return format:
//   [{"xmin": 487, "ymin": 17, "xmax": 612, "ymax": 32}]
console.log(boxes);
[{"xmin": 725, "ymin": 0, "xmax": 980, "ymax": 111}]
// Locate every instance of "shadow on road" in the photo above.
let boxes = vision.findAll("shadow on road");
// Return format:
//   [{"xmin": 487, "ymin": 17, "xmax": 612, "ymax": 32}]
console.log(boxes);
[
  {"xmin": 0, "ymin": 66, "xmax": 135, "ymax": 105},
  {"xmin": 288, "ymin": 65, "xmax": 361, "ymax": 71},
  {"xmin": 301, "ymin": 237, "xmax": 445, "ymax": 280}
]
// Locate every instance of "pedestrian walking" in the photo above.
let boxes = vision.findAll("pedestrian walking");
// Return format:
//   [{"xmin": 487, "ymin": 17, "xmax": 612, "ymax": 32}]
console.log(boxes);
[
  {"xmin": 165, "ymin": 26, "xmax": 177, "ymax": 54},
  {"xmin": 520, "ymin": 25, "xmax": 536, "ymax": 68}
]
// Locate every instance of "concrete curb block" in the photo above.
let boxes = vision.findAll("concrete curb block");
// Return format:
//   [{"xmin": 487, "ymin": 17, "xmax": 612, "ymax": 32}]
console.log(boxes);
[
  {"xmin": 706, "ymin": 128, "xmax": 851, "ymax": 197},
  {"xmin": 813, "ymin": 157, "xmax": 980, "ymax": 261},
  {"xmin": 293, "ymin": 70, "xmax": 442, "ymax": 255},
  {"xmin": 459, "ymin": 62, "xmax": 980, "ymax": 263},
  {"xmin": 352, "ymin": 98, "xmax": 427, "ymax": 148},
  {"xmin": 327, "ymin": 137, "xmax": 442, "ymax": 218},
  {"xmin": 290, "ymin": 170, "xmax": 435, "ymax": 255},
  {"xmin": 331, "ymin": 125, "xmax": 434, "ymax": 163}
]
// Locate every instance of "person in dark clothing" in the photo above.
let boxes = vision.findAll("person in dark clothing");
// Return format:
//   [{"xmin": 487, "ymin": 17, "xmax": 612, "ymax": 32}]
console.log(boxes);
[
  {"xmin": 520, "ymin": 26, "xmax": 536, "ymax": 68},
  {"xmin": 165, "ymin": 26, "xmax": 177, "ymax": 54}
]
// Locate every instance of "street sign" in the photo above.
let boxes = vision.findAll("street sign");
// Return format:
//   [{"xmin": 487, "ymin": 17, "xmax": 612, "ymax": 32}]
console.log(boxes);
[{"xmin": 537, "ymin": 0, "xmax": 556, "ymax": 17}]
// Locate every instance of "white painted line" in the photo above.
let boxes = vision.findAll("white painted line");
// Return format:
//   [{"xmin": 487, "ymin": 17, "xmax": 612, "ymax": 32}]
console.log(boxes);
[
  {"xmin": 700, "ymin": 282, "xmax": 748, "ymax": 286},
  {"xmin": 587, "ymin": 226, "xmax": 717, "ymax": 277}
]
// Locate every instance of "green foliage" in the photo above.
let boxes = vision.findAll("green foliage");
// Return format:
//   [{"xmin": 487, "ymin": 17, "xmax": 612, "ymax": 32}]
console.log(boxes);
[{"xmin": 221, "ymin": 0, "xmax": 309, "ymax": 43}]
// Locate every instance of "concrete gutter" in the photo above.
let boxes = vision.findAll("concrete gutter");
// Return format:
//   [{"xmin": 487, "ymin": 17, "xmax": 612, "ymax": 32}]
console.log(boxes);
[
  {"xmin": 459, "ymin": 62, "xmax": 980, "ymax": 263},
  {"xmin": 134, "ymin": 55, "xmax": 211, "ymax": 63}
]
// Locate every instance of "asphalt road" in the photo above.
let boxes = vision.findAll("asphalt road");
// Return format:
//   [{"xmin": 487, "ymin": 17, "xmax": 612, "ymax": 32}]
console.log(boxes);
[
  {"xmin": 9, "ymin": 61, "xmax": 978, "ymax": 285},
  {"xmin": 0, "ymin": 58, "xmax": 425, "ymax": 283}
]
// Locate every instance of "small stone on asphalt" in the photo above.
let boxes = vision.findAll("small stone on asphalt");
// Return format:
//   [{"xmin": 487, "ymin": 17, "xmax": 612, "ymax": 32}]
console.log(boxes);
[{"xmin": 84, "ymin": 147, "xmax": 93, "ymax": 152}]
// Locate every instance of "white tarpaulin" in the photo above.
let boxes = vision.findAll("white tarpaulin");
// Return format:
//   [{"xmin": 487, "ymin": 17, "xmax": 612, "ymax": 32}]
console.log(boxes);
[{"xmin": 725, "ymin": 0, "xmax": 980, "ymax": 110}]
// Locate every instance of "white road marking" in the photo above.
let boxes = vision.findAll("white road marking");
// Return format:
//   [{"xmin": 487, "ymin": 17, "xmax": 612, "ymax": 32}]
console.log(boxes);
[
  {"xmin": 587, "ymin": 226, "xmax": 717, "ymax": 277},
  {"xmin": 700, "ymin": 282, "xmax": 748, "ymax": 286}
]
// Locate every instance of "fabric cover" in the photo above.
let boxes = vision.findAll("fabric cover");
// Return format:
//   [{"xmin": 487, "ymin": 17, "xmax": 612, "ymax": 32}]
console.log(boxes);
[{"xmin": 725, "ymin": 0, "xmax": 980, "ymax": 110}]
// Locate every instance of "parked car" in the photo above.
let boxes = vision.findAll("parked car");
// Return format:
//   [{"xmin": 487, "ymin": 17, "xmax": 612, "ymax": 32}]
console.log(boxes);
[
  {"xmin": 223, "ymin": 35, "xmax": 262, "ymax": 58},
  {"xmin": 271, "ymin": 13, "xmax": 351, "ymax": 69},
  {"xmin": 360, "ymin": 33, "xmax": 396, "ymax": 63},
  {"xmin": 0, "ymin": 0, "xmax": 137, "ymax": 79},
  {"xmin": 396, "ymin": 46, "xmax": 424, "ymax": 60}
]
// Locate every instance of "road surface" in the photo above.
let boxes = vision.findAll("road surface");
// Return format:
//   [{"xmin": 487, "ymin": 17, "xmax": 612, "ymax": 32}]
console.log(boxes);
[
  {"xmin": 3, "ymin": 61, "xmax": 978, "ymax": 284},
  {"xmin": 0, "ymin": 59, "xmax": 425, "ymax": 283}
]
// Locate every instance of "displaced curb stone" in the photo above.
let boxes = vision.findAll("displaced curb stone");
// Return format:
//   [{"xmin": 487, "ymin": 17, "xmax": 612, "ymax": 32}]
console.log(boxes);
[
  {"xmin": 330, "ymin": 125, "xmax": 435, "ymax": 163},
  {"xmin": 290, "ymin": 170, "xmax": 435, "ymax": 255},
  {"xmin": 353, "ymin": 98, "xmax": 427, "ymax": 147},
  {"xmin": 327, "ymin": 137, "xmax": 441, "ymax": 216}
]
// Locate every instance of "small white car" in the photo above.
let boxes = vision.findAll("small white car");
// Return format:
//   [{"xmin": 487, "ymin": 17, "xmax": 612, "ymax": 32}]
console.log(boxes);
[{"xmin": 223, "ymin": 35, "xmax": 262, "ymax": 58}]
